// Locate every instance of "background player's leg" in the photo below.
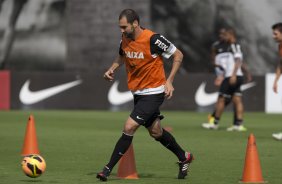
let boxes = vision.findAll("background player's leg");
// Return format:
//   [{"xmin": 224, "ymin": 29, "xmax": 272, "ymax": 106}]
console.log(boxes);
[
  {"xmin": 210, "ymin": 96, "xmax": 231, "ymax": 120},
  {"xmin": 226, "ymin": 95, "xmax": 247, "ymax": 131},
  {"xmin": 233, "ymin": 95, "xmax": 244, "ymax": 124},
  {"xmin": 202, "ymin": 96, "xmax": 226, "ymax": 129},
  {"xmin": 233, "ymin": 103, "xmax": 237, "ymax": 125}
]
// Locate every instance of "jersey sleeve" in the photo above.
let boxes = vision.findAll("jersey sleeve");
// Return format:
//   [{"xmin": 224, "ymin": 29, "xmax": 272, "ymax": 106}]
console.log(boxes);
[
  {"xmin": 215, "ymin": 67, "xmax": 225, "ymax": 76},
  {"xmin": 211, "ymin": 41, "xmax": 219, "ymax": 50},
  {"xmin": 119, "ymin": 40, "xmax": 125, "ymax": 56},
  {"xmin": 150, "ymin": 34, "xmax": 177, "ymax": 59},
  {"xmin": 230, "ymin": 43, "xmax": 243, "ymax": 60}
]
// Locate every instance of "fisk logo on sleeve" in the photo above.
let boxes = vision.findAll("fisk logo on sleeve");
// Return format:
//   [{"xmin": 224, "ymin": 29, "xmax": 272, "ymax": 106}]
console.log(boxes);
[{"xmin": 154, "ymin": 39, "xmax": 168, "ymax": 51}]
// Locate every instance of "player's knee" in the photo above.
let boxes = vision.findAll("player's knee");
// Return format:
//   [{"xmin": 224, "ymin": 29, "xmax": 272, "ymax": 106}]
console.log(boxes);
[
  {"xmin": 219, "ymin": 95, "xmax": 231, "ymax": 103},
  {"xmin": 224, "ymin": 97, "xmax": 232, "ymax": 104},
  {"xmin": 233, "ymin": 95, "xmax": 242, "ymax": 104},
  {"xmin": 224, "ymin": 97, "xmax": 232, "ymax": 105},
  {"xmin": 149, "ymin": 129, "xmax": 162, "ymax": 139},
  {"xmin": 123, "ymin": 124, "xmax": 137, "ymax": 135}
]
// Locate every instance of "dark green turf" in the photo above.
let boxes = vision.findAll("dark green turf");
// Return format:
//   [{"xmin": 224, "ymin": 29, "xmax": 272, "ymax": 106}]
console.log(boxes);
[{"xmin": 0, "ymin": 111, "xmax": 281, "ymax": 184}]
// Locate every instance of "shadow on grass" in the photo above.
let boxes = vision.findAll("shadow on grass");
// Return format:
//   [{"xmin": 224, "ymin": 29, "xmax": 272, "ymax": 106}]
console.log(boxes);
[
  {"xmin": 87, "ymin": 172, "xmax": 172, "ymax": 179},
  {"xmin": 19, "ymin": 180, "xmax": 43, "ymax": 182},
  {"xmin": 20, "ymin": 180, "xmax": 60, "ymax": 183}
]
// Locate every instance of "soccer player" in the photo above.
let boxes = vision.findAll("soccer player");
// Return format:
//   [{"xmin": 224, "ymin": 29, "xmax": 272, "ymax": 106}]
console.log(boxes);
[
  {"xmin": 96, "ymin": 9, "xmax": 193, "ymax": 181},
  {"xmin": 202, "ymin": 27, "xmax": 247, "ymax": 131},
  {"xmin": 206, "ymin": 28, "xmax": 251, "ymax": 131},
  {"xmin": 271, "ymin": 22, "xmax": 282, "ymax": 141},
  {"xmin": 208, "ymin": 28, "xmax": 237, "ymax": 129}
]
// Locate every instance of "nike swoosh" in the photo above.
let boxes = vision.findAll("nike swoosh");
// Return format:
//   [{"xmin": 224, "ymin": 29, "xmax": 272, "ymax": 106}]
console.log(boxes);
[
  {"xmin": 108, "ymin": 81, "xmax": 133, "ymax": 105},
  {"xmin": 19, "ymin": 79, "xmax": 82, "ymax": 105},
  {"xmin": 195, "ymin": 82, "xmax": 256, "ymax": 106},
  {"xmin": 195, "ymin": 82, "xmax": 218, "ymax": 106},
  {"xmin": 136, "ymin": 116, "xmax": 144, "ymax": 120},
  {"xmin": 240, "ymin": 82, "xmax": 256, "ymax": 91}
]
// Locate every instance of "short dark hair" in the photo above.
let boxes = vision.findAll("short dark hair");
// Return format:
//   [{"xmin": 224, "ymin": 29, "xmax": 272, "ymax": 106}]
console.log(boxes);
[
  {"xmin": 272, "ymin": 22, "xmax": 282, "ymax": 33},
  {"xmin": 119, "ymin": 9, "xmax": 140, "ymax": 24},
  {"xmin": 224, "ymin": 26, "xmax": 236, "ymax": 36}
]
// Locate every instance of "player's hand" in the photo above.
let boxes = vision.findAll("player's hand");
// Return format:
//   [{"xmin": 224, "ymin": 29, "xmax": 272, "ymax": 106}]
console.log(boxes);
[
  {"xmin": 165, "ymin": 81, "xmax": 174, "ymax": 99},
  {"xmin": 214, "ymin": 76, "xmax": 224, "ymax": 87},
  {"xmin": 273, "ymin": 82, "xmax": 278, "ymax": 93},
  {"xmin": 103, "ymin": 69, "xmax": 114, "ymax": 81},
  {"xmin": 229, "ymin": 76, "xmax": 236, "ymax": 85},
  {"xmin": 246, "ymin": 74, "xmax": 252, "ymax": 83}
]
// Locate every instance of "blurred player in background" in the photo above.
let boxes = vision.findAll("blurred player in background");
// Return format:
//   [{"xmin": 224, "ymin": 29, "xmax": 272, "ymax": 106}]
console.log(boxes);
[
  {"xmin": 202, "ymin": 27, "xmax": 247, "ymax": 131},
  {"xmin": 0, "ymin": 0, "xmax": 28, "ymax": 69},
  {"xmin": 96, "ymin": 9, "xmax": 193, "ymax": 181},
  {"xmin": 206, "ymin": 27, "xmax": 251, "ymax": 131},
  {"xmin": 271, "ymin": 22, "xmax": 282, "ymax": 141}
]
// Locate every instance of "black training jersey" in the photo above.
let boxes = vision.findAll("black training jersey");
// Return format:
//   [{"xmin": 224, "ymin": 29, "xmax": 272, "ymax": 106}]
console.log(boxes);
[
  {"xmin": 212, "ymin": 40, "xmax": 229, "ymax": 55},
  {"xmin": 215, "ymin": 41, "xmax": 243, "ymax": 77}
]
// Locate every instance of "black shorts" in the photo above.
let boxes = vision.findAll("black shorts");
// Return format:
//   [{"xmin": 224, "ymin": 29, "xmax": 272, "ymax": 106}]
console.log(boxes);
[
  {"xmin": 130, "ymin": 93, "xmax": 165, "ymax": 128},
  {"xmin": 219, "ymin": 76, "xmax": 244, "ymax": 98}
]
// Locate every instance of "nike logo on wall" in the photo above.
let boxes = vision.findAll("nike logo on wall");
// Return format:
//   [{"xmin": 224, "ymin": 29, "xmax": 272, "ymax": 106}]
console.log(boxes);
[
  {"xmin": 19, "ymin": 79, "xmax": 82, "ymax": 105},
  {"xmin": 108, "ymin": 81, "xmax": 133, "ymax": 105},
  {"xmin": 195, "ymin": 82, "xmax": 256, "ymax": 106}
]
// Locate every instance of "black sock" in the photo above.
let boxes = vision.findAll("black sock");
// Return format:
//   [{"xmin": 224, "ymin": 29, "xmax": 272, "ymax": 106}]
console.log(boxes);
[
  {"xmin": 106, "ymin": 133, "xmax": 133, "ymax": 171},
  {"xmin": 155, "ymin": 129, "xmax": 186, "ymax": 162},
  {"xmin": 235, "ymin": 119, "xmax": 243, "ymax": 126},
  {"xmin": 233, "ymin": 104, "xmax": 237, "ymax": 125},
  {"xmin": 214, "ymin": 117, "xmax": 220, "ymax": 125},
  {"xmin": 233, "ymin": 114, "xmax": 237, "ymax": 125},
  {"xmin": 233, "ymin": 114, "xmax": 238, "ymax": 125}
]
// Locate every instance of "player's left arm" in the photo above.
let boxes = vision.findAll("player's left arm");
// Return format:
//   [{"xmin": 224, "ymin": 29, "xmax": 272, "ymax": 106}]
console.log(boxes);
[
  {"xmin": 165, "ymin": 49, "xmax": 183, "ymax": 99},
  {"xmin": 241, "ymin": 63, "xmax": 252, "ymax": 83},
  {"xmin": 150, "ymin": 34, "xmax": 183, "ymax": 99},
  {"xmin": 230, "ymin": 43, "xmax": 243, "ymax": 85}
]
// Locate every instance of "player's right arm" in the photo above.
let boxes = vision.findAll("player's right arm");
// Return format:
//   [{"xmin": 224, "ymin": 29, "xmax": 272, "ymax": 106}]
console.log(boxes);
[
  {"xmin": 211, "ymin": 42, "xmax": 220, "ymax": 67},
  {"xmin": 211, "ymin": 42, "xmax": 225, "ymax": 77},
  {"xmin": 103, "ymin": 55, "xmax": 124, "ymax": 81},
  {"xmin": 104, "ymin": 41, "xmax": 125, "ymax": 82},
  {"xmin": 211, "ymin": 43, "xmax": 224, "ymax": 86}
]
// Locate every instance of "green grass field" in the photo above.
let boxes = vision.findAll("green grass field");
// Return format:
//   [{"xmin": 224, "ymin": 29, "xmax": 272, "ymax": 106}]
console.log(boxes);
[{"xmin": 0, "ymin": 111, "xmax": 281, "ymax": 184}]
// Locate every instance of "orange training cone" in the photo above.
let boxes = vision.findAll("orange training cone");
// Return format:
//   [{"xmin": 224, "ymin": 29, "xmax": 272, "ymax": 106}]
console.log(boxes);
[
  {"xmin": 241, "ymin": 133, "xmax": 265, "ymax": 183},
  {"xmin": 117, "ymin": 144, "xmax": 139, "ymax": 179},
  {"xmin": 21, "ymin": 115, "xmax": 40, "ymax": 156}
]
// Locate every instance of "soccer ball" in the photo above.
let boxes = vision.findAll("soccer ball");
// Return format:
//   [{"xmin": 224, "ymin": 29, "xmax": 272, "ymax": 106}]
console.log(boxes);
[{"xmin": 21, "ymin": 154, "xmax": 46, "ymax": 178}]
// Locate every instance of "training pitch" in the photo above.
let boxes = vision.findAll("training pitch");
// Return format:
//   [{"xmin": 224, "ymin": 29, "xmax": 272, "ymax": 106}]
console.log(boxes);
[{"xmin": 0, "ymin": 111, "xmax": 281, "ymax": 184}]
